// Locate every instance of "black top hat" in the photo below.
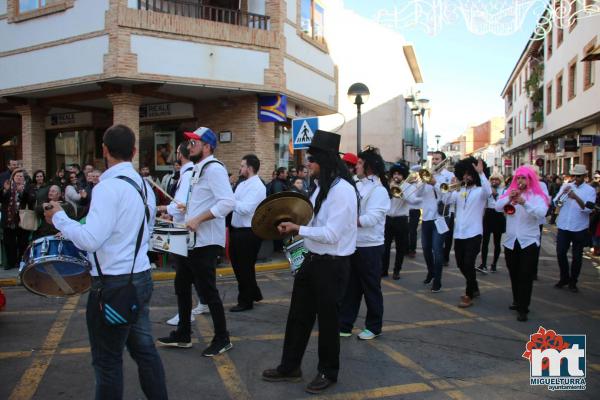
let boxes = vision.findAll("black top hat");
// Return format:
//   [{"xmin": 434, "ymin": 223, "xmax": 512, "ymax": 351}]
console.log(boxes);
[{"xmin": 308, "ymin": 130, "xmax": 341, "ymax": 154}]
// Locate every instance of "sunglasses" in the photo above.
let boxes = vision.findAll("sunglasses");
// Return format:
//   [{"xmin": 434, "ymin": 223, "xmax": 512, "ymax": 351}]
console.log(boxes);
[{"xmin": 306, "ymin": 155, "xmax": 315, "ymax": 163}]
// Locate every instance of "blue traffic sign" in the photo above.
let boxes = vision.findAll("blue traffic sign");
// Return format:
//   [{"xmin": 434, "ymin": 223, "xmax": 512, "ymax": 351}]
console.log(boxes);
[{"xmin": 292, "ymin": 117, "xmax": 318, "ymax": 150}]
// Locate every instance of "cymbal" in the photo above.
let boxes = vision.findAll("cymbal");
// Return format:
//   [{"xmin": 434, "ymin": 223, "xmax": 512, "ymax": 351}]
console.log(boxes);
[{"xmin": 251, "ymin": 192, "xmax": 313, "ymax": 240}]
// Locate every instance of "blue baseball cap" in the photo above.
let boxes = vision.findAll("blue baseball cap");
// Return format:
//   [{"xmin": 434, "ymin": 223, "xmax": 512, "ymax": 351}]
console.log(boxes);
[{"xmin": 184, "ymin": 127, "xmax": 217, "ymax": 149}]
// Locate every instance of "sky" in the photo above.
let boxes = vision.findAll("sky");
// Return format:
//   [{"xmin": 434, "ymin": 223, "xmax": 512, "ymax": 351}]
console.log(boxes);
[{"xmin": 342, "ymin": 0, "xmax": 544, "ymax": 147}]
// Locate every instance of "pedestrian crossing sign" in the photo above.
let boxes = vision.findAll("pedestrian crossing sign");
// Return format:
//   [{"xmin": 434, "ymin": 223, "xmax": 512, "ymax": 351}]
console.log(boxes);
[{"xmin": 292, "ymin": 117, "xmax": 318, "ymax": 150}]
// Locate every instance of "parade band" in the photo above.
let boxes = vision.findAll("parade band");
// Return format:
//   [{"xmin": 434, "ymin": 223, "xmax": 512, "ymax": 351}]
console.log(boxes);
[{"xmin": 34, "ymin": 122, "xmax": 598, "ymax": 398}]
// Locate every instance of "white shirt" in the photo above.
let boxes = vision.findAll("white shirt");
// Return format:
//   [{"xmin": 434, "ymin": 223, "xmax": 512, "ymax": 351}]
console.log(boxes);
[
  {"xmin": 387, "ymin": 182, "xmax": 422, "ymax": 217},
  {"xmin": 555, "ymin": 182, "xmax": 595, "ymax": 232},
  {"xmin": 449, "ymin": 173, "xmax": 492, "ymax": 239},
  {"xmin": 486, "ymin": 187, "xmax": 505, "ymax": 209},
  {"xmin": 495, "ymin": 193, "xmax": 548, "ymax": 250},
  {"xmin": 420, "ymin": 183, "xmax": 443, "ymax": 222},
  {"xmin": 298, "ymin": 178, "xmax": 357, "ymax": 256},
  {"xmin": 232, "ymin": 174, "xmax": 266, "ymax": 228},
  {"xmin": 166, "ymin": 161, "xmax": 194, "ymax": 224},
  {"xmin": 356, "ymin": 176, "xmax": 391, "ymax": 247},
  {"xmin": 437, "ymin": 168, "xmax": 454, "ymax": 212},
  {"xmin": 186, "ymin": 155, "xmax": 235, "ymax": 248},
  {"xmin": 53, "ymin": 162, "xmax": 157, "ymax": 276}
]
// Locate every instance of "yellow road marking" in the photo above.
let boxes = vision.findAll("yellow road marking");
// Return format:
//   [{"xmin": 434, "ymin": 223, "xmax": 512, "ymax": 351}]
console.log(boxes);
[
  {"xmin": 589, "ymin": 363, "xmax": 600, "ymax": 372},
  {"xmin": 303, "ymin": 382, "xmax": 433, "ymax": 400},
  {"xmin": 367, "ymin": 340, "xmax": 438, "ymax": 381},
  {"xmin": 8, "ymin": 295, "xmax": 80, "ymax": 400},
  {"xmin": 0, "ymin": 351, "xmax": 32, "ymax": 360},
  {"xmin": 0, "ymin": 310, "xmax": 57, "ymax": 316},
  {"xmin": 445, "ymin": 390, "xmax": 472, "ymax": 400},
  {"xmin": 195, "ymin": 315, "xmax": 252, "ymax": 400}
]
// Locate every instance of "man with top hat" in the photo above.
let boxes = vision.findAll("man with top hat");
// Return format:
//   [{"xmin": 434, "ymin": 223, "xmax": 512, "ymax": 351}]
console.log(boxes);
[
  {"xmin": 553, "ymin": 164, "xmax": 596, "ymax": 293},
  {"xmin": 262, "ymin": 130, "xmax": 357, "ymax": 394},
  {"xmin": 382, "ymin": 162, "xmax": 421, "ymax": 279},
  {"xmin": 157, "ymin": 127, "xmax": 235, "ymax": 357},
  {"xmin": 495, "ymin": 166, "xmax": 549, "ymax": 321}
]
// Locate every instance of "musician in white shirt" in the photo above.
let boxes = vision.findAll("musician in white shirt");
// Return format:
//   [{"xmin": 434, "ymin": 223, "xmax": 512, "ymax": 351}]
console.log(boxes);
[
  {"xmin": 477, "ymin": 173, "xmax": 506, "ymax": 273},
  {"xmin": 495, "ymin": 166, "xmax": 549, "ymax": 321},
  {"xmin": 263, "ymin": 130, "xmax": 357, "ymax": 394},
  {"xmin": 229, "ymin": 154, "xmax": 266, "ymax": 312},
  {"xmin": 553, "ymin": 164, "xmax": 596, "ymax": 292},
  {"xmin": 382, "ymin": 162, "xmax": 422, "ymax": 279},
  {"xmin": 446, "ymin": 157, "xmax": 491, "ymax": 308},
  {"xmin": 431, "ymin": 152, "xmax": 455, "ymax": 266},
  {"xmin": 156, "ymin": 127, "xmax": 235, "ymax": 357},
  {"xmin": 157, "ymin": 142, "xmax": 208, "ymax": 327},
  {"xmin": 45, "ymin": 124, "xmax": 167, "ymax": 399},
  {"xmin": 339, "ymin": 147, "xmax": 391, "ymax": 341}
]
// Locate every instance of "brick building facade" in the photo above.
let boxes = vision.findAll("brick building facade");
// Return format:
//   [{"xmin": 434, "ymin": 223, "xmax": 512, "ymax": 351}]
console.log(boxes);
[{"xmin": 0, "ymin": 0, "xmax": 337, "ymax": 180}]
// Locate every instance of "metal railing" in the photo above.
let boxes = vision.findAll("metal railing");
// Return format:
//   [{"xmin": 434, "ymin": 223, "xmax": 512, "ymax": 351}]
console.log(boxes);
[{"xmin": 137, "ymin": 0, "xmax": 270, "ymax": 30}]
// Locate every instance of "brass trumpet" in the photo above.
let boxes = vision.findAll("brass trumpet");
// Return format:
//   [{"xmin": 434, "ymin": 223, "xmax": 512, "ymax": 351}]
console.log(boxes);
[
  {"xmin": 389, "ymin": 177, "xmax": 403, "ymax": 198},
  {"xmin": 440, "ymin": 182, "xmax": 462, "ymax": 193}
]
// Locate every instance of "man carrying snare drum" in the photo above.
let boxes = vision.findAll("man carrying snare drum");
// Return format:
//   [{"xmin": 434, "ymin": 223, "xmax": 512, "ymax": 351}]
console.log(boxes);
[{"xmin": 157, "ymin": 127, "xmax": 235, "ymax": 357}]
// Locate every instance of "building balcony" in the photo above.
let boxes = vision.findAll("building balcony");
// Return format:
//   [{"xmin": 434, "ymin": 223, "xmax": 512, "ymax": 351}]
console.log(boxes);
[{"xmin": 137, "ymin": 0, "xmax": 270, "ymax": 30}]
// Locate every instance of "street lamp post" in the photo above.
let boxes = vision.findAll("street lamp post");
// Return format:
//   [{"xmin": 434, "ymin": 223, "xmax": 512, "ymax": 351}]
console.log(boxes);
[
  {"xmin": 435, "ymin": 134, "xmax": 441, "ymax": 151},
  {"xmin": 528, "ymin": 119, "xmax": 536, "ymax": 164},
  {"xmin": 348, "ymin": 83, "xmax": 370, "ymax": 154}
]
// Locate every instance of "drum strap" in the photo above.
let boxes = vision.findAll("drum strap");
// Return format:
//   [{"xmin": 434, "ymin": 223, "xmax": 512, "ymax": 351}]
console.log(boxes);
[
  {"xmin": 185, "ymin": 159, "xmax": 224, "ymax": 212},
  {"xmin": 93, "ymin": 176, "xmax": 148, "ymax": 283}
]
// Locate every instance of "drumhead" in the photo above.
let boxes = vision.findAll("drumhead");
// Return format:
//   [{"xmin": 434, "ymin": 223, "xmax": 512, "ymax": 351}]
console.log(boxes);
[
  {"xmin": 153, "ymin": 228, "xmax": 188, "ymax": 235},
  {"xmin": 20, "ymin": 258, "xmax": 91, "ymax": 298}
]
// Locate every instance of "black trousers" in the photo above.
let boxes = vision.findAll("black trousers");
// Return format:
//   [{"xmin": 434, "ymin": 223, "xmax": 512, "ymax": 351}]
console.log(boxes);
[
  {"xmin": 278, "ymin": 255, "xmax": 349, "ymax": 381},
  {"xmin": 382, "ymin": 216, "xmax": 408, "ymax": 274},
  {"xmin": 408, "ymin": 209, "xmax": 421, "ymax": 253},
  {"xmin": 481, "ymin": 209, "xmax": 505, "ymax": 267},
  {"xmin": 229, "ymin": 227, "xmax": 263, "ymax": 306},
  {"xmin": 505, "ymin": 242, "xmax": 537, "ymax": 314},
  {"xmin": 455, "ymin": 235, "xmax": 482, "ymax": 298},
  {"xmin": 532, "ymin": 225, "xmax": 543, "ymax": 278},
  {"xmin": 556, "ymin": 228, "xmax": 587, "ymax": 284},
  {"xmin": 3, "ymin": 226, "xmax": 29, "ymax": 268},
  {"xmin": 175, "ymin": 245, "xmax": 228, "ymax": 340},
  {"xmin": 340, "ymin": 246, "xmax": 385, "ymax": 335},
  {"xmin": 443, "ymin": 213, "xmax": 455, "ymax": 263}
]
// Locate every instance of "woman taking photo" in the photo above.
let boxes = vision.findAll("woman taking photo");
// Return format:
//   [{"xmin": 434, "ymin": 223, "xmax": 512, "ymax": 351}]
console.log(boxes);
[
  {"xmin": 1, "ymin": 169, "xmax": 30, "ymax": 270},
  {"xmin": 26, "ymin": 169, "xmax": 49, "ymax": 209}
]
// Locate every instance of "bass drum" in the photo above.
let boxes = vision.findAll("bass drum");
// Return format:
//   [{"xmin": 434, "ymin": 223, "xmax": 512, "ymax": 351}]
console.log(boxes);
[{"xmin": 20, "ymin": 236, "xmax": 91, "ymax": 297}]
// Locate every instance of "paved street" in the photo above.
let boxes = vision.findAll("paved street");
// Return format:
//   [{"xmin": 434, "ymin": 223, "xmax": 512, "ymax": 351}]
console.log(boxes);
[{"xmin": 1, "ymin": 227, "xmax": 599, "ymax": 399}]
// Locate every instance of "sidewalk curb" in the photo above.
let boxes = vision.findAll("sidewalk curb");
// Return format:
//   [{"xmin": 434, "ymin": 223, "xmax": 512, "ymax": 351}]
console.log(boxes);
[{"xmin": 0, "ymin": 261, "xmax": 290, "ymax": 287}]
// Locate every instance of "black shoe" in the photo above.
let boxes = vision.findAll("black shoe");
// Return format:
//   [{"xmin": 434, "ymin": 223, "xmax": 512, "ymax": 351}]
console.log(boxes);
[
  {"xmin": 490, "ymin": 265, "xmax": 497, "ymax": 273},
  {"xmin": 202, "ymin": 338, "xmax": 232, "ymax": 357},
  {"xmin": 554, "ymin": 280, "xmax": 569, "ymax": 289},
  {"xmin": 305, "ymin": 373, "xmax": 336, "ymax": 394},
  {"xmin": 472, "ymin": 290, "xmax": 480, "ymax": 298},
  {"xmin": 254, "ymin": 293, "xmax": 263, "ymax": 302},
  {"xmin": 381, "ymin": 271, "xmax": 389, "ymax": 277},
  {"xmin": 509, "ymin": 303, "xmax": 518, "ymax": 311},
  {"xmin": 532, "ymin": 275, "xmax": 538, "ymax": 281},
  {"xmin": 569, "ymin": 284, "xmax": 579, "ymax": 293},
  {"xmin": 392, "ymin": 272, "xmax": 400, "ymax": 280},
  {"xmin": 230, "ymin": 304, "xmax": 253, "ymax": 312},
  {"xmin": 262, "ymin": 367, "xmax": 302, "ymax": 383},
  {"xmin": 423, "ymin": 275, "xmax": 433, "ymax": 284},
  {"xmin": 157, "ymin": 330, "xmax": 192, "ymax": 348},
  {"xmin": 431, "ymin": 285, "xmax": 441, "ymax": 293},
  {"xmin": 475, "ymin": 265, "xmax": 488, "ymax": 274},
  {"xmin": 517, "ymin": 312, "xmax": 528, "ymax": 322}
]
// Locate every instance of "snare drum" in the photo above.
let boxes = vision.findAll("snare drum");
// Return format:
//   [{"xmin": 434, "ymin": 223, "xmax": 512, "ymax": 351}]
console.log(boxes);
[
  {"xmin": 151, "ymin": 227, "xmax": 190, "ymax": 257},
  {"xmin": 284, "ymin": 238, "xmax": 308, "ymax": 275},
  {"xmin": 19, "ymin": 236, "xmax": 91, "ymax": 297}
]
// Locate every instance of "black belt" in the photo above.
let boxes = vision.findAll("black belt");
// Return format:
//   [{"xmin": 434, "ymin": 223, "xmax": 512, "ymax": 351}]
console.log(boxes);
[
  {"xmin": 305, "ymin": 252, "xmax": 344, "ymax": 261},
  {"xmin": 388, "ymin": 215, "xmax": 409, "ymax": 219},
  {"xmin": 230, "ymin": 226, "xmax": 253, "ymax": 231}
]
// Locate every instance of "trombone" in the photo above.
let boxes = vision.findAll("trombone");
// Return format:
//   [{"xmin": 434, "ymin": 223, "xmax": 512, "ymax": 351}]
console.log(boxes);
[{"xmin": 440, "ymin": 182, "xmax": 462, "ymax": 193}]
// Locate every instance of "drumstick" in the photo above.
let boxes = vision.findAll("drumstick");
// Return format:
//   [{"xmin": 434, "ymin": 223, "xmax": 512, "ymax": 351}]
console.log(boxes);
[
  {"xmin": 155, "ymin": 217, "xmax": 186, "ymax": 229},
  {"xmin": 145, "ymin": 178, "xmax": 184, "ymax": 205}
]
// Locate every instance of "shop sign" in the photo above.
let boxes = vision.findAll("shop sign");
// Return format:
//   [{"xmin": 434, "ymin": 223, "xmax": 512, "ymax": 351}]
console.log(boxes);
[
  {"xmin": 535, "ymin": 158, "xmax": 544, "ymax": 167},
  {"xmin": 564, "ymin": 139, "xmax": 578, "ymax": 152},
  {"xmin": 592, "ymin": 136, "xmax": 600, "ymax": 146},
  {"xmin": 504, "ymin": 159, "xmax": 512, "ymax": 167},
  {"xmin": 45, "ymin": 112, "xmax": 92, "ymax": 129},
  {"xmin": 258, "ymin": 95, "xmax": 287, "ymax": 122},
  {"xmin": 578, "ymin": 135, "xmax": 594, "ymax": 146},
  {"xmin": 139, "ymin": 103, "xmax": 194, "ymax": 122}
]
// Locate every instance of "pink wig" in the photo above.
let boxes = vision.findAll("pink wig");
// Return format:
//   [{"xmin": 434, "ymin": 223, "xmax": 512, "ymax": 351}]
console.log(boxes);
[{"xmin": 500, "ymin": 166, "xmax": 550, "ymax": 205}]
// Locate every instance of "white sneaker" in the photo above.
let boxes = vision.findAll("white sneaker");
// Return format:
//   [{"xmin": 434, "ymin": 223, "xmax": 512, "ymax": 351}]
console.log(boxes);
[
  {"xmin": 358, "ymin": 329, "xmax": 381, "ymax": 340},
  {"xmin": 166, "ymin": 313, "xmax": 195, "ymax": 326},
  {"xmin": 192, "ymin": 303, "xmax": 209, "ymax": 315}
]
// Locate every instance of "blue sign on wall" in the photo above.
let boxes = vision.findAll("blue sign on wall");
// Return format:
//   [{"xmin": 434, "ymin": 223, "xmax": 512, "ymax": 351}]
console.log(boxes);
[{"xmin": 292, "ymin": 117, "xmax": 318, "ymax": 150}]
